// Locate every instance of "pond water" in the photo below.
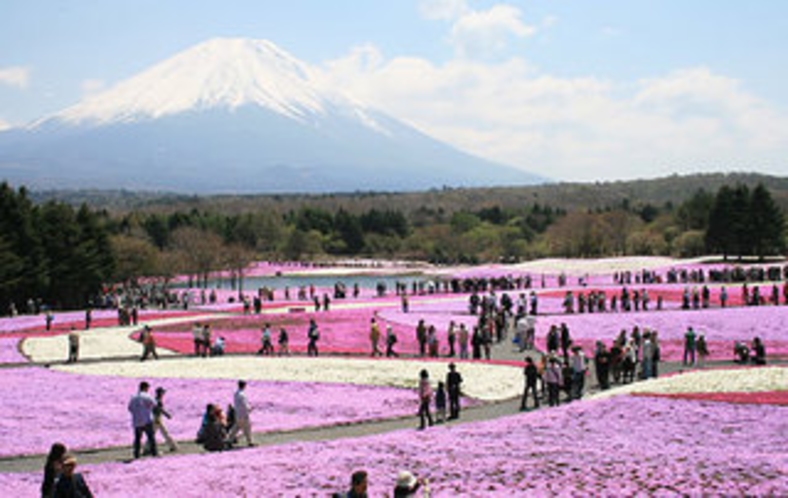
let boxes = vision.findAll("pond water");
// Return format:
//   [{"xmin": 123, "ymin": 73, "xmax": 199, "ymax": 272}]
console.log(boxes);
[{"xmin": 174, "ymin": 273, "xmax": 430, "ymax": 292}]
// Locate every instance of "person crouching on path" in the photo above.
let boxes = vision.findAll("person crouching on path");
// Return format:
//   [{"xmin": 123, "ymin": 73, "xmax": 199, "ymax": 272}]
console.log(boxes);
[
  {"xmin": 417, "ymin": 369, "xmax": 433, "ymax": 430},
  {"xmin": 152, "ymin": 387, "xmax": 178, "ymax": 452},
  {"xmin": 128, "ymin": 381, "xmax": 157, "ymax": 459},
  {"xmin": 227, "ymin": 380, "xmax": 254, "ymax": 447}
]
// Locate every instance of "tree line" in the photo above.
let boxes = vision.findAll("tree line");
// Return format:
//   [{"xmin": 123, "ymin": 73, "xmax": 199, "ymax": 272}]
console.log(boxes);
[
  {"xmin": 0, "ymin": 183, "xmax": 114, "ymax": 310},
  {"xmin": 0, "ymin": 180, "xmax": 785, "ymax": 311}
]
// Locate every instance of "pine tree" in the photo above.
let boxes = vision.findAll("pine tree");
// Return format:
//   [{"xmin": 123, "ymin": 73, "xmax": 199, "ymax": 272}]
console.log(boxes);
[
  {"xmin": 705, "ymin": 185, "xmax": 736, "ymax": 259},
  {"xmin": 749, "ymin": 184, "xmax": 786, "ymax": 259}
]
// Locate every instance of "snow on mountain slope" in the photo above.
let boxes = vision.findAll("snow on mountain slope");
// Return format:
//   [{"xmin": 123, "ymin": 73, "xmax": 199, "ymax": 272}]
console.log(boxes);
[{"xmin": 43, "ymin": 38, "xmax": 378, "ymax": 129}]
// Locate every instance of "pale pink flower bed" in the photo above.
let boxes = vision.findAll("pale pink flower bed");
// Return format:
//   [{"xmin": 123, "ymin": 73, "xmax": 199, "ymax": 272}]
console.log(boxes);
[
  {"xmin": 149, "ymin": 291, "xmax": 788, "ymax": 361},
  {"xmin": 1, "ymin": 394, "xmax": 785, "ymax": 496},
  {"xmin": 534, "ymin": 305, "xmax": 788, "ymax": 361},
  {"xmin": 0, "ymin": 367, "xmax": 416, "ymax": 458}
]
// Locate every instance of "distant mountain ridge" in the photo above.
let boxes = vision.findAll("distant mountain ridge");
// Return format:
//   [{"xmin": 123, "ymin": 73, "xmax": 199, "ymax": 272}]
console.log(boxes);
[
  {"xmin": 26, "ymin": 172, "xmax": 788, "ymax": 216},
  {"xmin": 0, "ymin": 38, "xmax": 543, "ymax": 193}
]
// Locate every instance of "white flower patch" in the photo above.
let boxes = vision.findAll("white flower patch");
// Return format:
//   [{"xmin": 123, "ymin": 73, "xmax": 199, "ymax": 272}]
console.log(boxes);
[
  {"xmin": 22, "ymin": 314, "xmax": 223, "ymax": 363},
  {"xmin": 53, "ymin": 356, "xmax": 523, "ymax": 401},
  {"xmin": 590, "ymin": 366, "xmax": 788, "ymax": 400}
]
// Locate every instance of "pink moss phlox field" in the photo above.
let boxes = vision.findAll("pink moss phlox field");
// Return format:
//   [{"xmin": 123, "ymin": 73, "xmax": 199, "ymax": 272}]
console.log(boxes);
[
  {"xmin": 534, "ymin": 305, "xmax": 788, "ymax": 361},
  {"xmin": 0, "ymin": 367, "xmax": 417, "ymax": 458},
  {"xmin": 154, "ymin": 305, "xmax": 464, "ymax": 356},
  {"xmin": 0, "ymin": 337, "xmax": 26, "ymax": 364},
  {"xmin": 2, "ymin": 395, "xmax": 785, "ymax": 496},
  {"xmin": 634, "ymin": 390, "xmax": 788, "ymax": 406}
]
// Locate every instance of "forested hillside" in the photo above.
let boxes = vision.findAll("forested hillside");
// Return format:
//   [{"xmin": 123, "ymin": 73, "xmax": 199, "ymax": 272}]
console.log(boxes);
[{"xmin": 3, "ymin": 173, "xmax": 785, "ymax": 310}]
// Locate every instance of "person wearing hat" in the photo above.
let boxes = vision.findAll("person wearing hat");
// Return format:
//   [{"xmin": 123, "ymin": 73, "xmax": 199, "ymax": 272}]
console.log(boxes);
[
  {"xmin": 53, "ymin": 453, "xmax": 93, "ymax": 498},
  {"xmin": 393, "ymin": 470, "xmax": 430, "ymax": 498},
  {"xmin": 152, "ymin": 387, "xmax": 178, "ymax": 453}
]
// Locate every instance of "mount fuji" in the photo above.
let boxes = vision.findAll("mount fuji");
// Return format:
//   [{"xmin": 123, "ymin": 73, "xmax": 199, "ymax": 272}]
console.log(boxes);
[{"xmin": 0, "ymin": 38, "xmax": 544, "ymax": 193}]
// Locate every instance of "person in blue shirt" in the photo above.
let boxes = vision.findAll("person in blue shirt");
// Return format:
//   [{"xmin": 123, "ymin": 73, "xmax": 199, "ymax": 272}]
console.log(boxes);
[{"xmin": 127, "ymin": 381, "xmax": 157, "ymax": 459}]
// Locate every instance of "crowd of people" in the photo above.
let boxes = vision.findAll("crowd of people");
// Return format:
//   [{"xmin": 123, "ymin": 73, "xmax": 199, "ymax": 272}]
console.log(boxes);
[{"xmin": 29, "ymin": 261, "xmax": 785, "ymax": 496}]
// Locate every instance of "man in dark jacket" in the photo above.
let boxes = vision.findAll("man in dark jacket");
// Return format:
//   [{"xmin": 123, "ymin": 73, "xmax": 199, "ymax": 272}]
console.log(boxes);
[
  {"xmin": 520, "ymin": 357, "xmax": 540, "ymax": 410},
  {"xmin": 446, "ymin": 363, "xmax": 463, "ymax": 420}
]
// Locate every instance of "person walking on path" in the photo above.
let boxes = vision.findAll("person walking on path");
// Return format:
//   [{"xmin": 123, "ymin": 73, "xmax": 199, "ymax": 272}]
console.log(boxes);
[
  {"xmin": 152, "ymin": 387, "xmax": 178, "ymax": 453},
  {"xmin": 140, "ymin": 326, "xmax": 159, "ymax": 361},
  {"xmin": 520, "ymin": 356, "xmax": 540, "ymax": 411},
  {"xmin": 416, "ymin": 320, "xmax": 427, "ymax": 357},
  {"xmin": 128, "ymin": 381, "xmax": 157, "ymax": 459},
  {"xmin": 544, "ymin": 357, "xmax": 563, "ymax": 407},
  {"xmin": 641, "ymin": 332, "xmax": 654, "ymax": 379},
  {"xmin": 278, "ymin": 327, "xmax": 290, "ymax": 356},
  {"xmin": 434, "ymin": 382, "xmax": 447, "ymax": 424},
  {"xmin": 307, "ymin": 319, "xmax": 320, "ymax": 356},
  {"xmin": 228, "ymin": 380, "xmax": 255, "ymax": 447},
  {"xmin": 192, "ymin": 322, "xmax": 203, "ymax": 356},
  {"xmin": 201, "ymin": 324, "xmax": 212, "ymax": 358},
  {"xmin": 458, "ymin": 324, "xmax": 469, "ymax": 359},
  {"xmin": 446, "ymin": 363, "xmax": 463, "ymax": 420},
  {"xmin": 447, "ymin": 321, "xmax": 457, "ymax": 357},
  {"xmin": 570, "ymin": 346, "xmax": 587, "ymax": 400},
  {"xmin": 417, "ymin": 369, "xmax": 433, "ymax": 430},
  {"xmin": 370, "ymin": 317, "xmax": 382, "ymax": 357},
  {"xmin": 683, "ymin": 326, "xmax": 697, "ymax": 366},
  {"xmin": 386, "ymin": 325, "xmax": 399, "ymax": 357},
  {"xmin": 67, "ymin": 329, "xmax": 80, "ymax": 363},
  {"xmin": 258, "ymin": 324, "xmax": 274, "ymax": 355},
  {"xmin": 696, "ymin": 334, "xmax": 709, "ymax": 368}
]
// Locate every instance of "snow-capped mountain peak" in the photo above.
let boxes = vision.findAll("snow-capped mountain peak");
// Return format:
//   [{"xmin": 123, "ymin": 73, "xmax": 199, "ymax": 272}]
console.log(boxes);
[
  {"xmin": 47, "ymin": 38, "xmax": 342, "ymax": 126},
  {"xmin": 2, "ymin": 37, "xmax": 544, "ymax": 193}
]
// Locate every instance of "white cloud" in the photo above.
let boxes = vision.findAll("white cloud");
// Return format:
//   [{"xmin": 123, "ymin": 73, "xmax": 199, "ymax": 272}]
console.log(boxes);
[
  {"xmin": 81, "ymin": 78, "xmax": 106, "ymax": 96},
  {"xmin": 320, "ymin": 47, "xmax": 788, "ymax": 182},
  {"xmin": 450, "ymin": 4, "xmax": 536, "ymax": 58},
  {"xmin": 419, "ymin": 0, "xmax": 468, "ymax": 20},
  {"xmin": 0, "ymin": 66, "xmax": 30, "ymax": 89},
  {"xmin": 0, "ymin": 117, "xmax": 10, "ymax": 131},
  {"xmin": 420, "ymin": 1, "xmax": 536, "ymax": 59}
]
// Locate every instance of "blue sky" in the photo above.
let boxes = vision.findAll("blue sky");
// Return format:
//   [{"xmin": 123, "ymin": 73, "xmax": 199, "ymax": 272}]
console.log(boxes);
[{"xmin": 1, "ymin": 0, "xmax": 786, "ymax": 181}]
